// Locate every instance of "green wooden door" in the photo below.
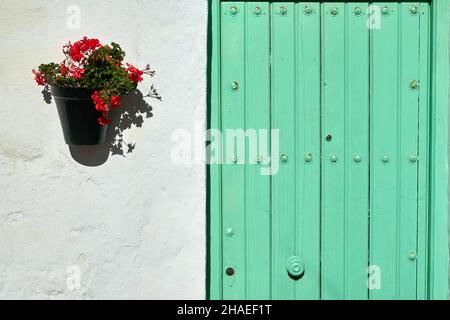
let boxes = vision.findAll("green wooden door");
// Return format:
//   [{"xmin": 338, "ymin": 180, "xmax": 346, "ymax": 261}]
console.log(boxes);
[{"xmin": 211, "ymin": 1, "xmax": 431, "ymax": 300}]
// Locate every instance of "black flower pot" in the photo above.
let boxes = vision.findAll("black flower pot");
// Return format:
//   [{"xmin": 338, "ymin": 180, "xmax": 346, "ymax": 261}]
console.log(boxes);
[{"xmin": 51, "ymin": 86, "xmax": 108, "ymax": 145}]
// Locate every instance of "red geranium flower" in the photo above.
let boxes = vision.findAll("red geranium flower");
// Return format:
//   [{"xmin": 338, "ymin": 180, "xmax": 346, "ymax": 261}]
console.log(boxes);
[
  {"xmin": 69, "ymin": 37, "xmax": 101, "ymax": 63},
  {"xmin": 92, "ymin": 91, "xmax": 113, "ymax": 126},
  {"xmin": 72, "ymin": 67, "xmax": 85, "ymax": 80},
  {"xmin": 98, "ymin": 114, "xmax": 112, "ymax": 126},
  {"xmin": 32, "ymin": 69, "xmax": 46, "ymax": 86},
  {"xmin": 91, "ymin": 91, "xmax": 108, "ymax": 112},
  {"xmin": 59, "ymin": 64, "xmax": 68, "ymax": 77},
  {"xmin": 69, "ymin": 43, "xmax": 84, "ymax": 62},
  {"xmin": 125, "ymin": 63, "xmax": 144, "ymax": 84},
  {"xmin": 110, "ymin": 95, "xmax": 122, "ymax": 109}
]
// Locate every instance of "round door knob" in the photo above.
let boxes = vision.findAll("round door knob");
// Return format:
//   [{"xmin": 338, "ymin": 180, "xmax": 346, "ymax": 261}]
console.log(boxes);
[{"xmin": 286, "ymin": 256, "xmax": 305, "ymax": 279}]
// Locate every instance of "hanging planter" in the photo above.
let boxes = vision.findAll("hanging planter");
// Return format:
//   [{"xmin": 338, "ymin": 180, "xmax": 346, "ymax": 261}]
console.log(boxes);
[
  {"xmin": 32, "ymin": 37, "xmax": 156, "ymax": 145},
  {"xmin": 51, "ymin": 86, "xmax": 107, "ymax": 145}
]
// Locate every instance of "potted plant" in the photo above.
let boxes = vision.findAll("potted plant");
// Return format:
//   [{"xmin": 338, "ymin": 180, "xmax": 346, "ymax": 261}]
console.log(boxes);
[{"xmin": 33, "ymin": 37, "xmax": 155, "ymax": 145}]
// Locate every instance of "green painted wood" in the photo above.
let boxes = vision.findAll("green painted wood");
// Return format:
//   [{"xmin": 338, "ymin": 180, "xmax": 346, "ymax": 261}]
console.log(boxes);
[
  {"xmin": 417, "ymin": 2, "xmax": 430, "ymax": 300},
  {"xmin": 294, "ymin": 2, "xmax": 321, "ymax": 300},
  {"xmin": 343, "ymin": 2, "xmax": 370, "ymax": 300},
  {"xmin": 428, "ymin": 0, "xmax": 449, "ymax": 300},
  {"xmin": 321, "ymin": 2, "xmax": 369, "ymax": 300},
  {"xmin": 271, "ymin": 2, "xmax": 296, "ymax": 300},
  {"xmin": 370, "ymin": 2, "xmax": 401, "ymax": 300},
  {"xmin": 209, "ymin": 0, "xmax": 447, "ymax": 300},
  {"xmin": 244, "ymin": 1, "xmax": 271, "ymax": 299},
  {"xmin": 370, "ymin": 2, "xmax": 422, "ymax": 300},
  {"xmin": 321, "ymin": 2, "xmax": 347, "ymax": 300},
  {"xmin": 208, "ymin": 0, "xmax": 222, "ymax": 300},
  {"xmin": 220, "ymin": 1, "xmax": 246, "ymax": 299},
  {"xmin": 398, "ymin": 2, "xmax": 420, "ymax": 299}
]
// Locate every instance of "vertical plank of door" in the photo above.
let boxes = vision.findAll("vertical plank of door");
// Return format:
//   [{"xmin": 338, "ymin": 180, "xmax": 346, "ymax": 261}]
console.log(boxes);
[
  {"xmin": 220, "ymin": 2, "xmax": 246, "ymax": 299},
  {"xmin": 371, "ymin": 2, "xmax": 421, "ymax": 300},
  {"xmin": 344, "ymin": 2, "xmax": 370, "ymax": 300},
  {"xmin": 209, "ymin": 0, "xmax": 221, "ymax": 300},
  {"xmin": 271, "ymin": 2, "xmax": 296, "ymax": 299},
  {"xmin": 417, "ymin": 2, "xmax": 430, "ymax": 300},
  {"xmin": 244, "ymin": 2, "xmax": 271, "ymax": 299},
  {"xmin": 321, "ymin": 2, "xmax": 346, "ymax": 300},
  {"xmin": 295, "ymin": 2, "xmax": 321, "ymax": 300},
  {"xmin": 398, "ymin": 2, "xmax": 420, "ymax": 299},
  {"xmin": 370, "ymin": 2, "xmax": 399, "ymax": 300}
]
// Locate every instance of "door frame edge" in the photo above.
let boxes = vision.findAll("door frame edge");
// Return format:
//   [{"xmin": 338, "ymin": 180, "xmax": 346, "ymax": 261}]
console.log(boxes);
[{"xmin": 428, "ymin": 0, "xmax": 449, "ymax": 300}]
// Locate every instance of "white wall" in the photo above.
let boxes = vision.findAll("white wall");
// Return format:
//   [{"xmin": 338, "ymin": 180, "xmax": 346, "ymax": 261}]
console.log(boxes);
[{"xmin": 0, "ymin": 0, "xmax": 207, "ymax": 299}]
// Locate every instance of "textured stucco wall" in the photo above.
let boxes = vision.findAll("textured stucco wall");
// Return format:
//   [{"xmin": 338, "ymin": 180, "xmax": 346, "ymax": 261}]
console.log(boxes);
[{"xmin": 0, "ymin": 0, "xmax": 207, "ymax": 299}]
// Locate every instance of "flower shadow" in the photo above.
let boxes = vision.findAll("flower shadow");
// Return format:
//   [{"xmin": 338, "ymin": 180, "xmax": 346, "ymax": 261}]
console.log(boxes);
[
  {"xmin": 42, "ymin": 86, "xmax": 52, "ymax": 104},
  {"xmin": 68, "ymin": 88, "xmax": 161, "ymax": 166}
]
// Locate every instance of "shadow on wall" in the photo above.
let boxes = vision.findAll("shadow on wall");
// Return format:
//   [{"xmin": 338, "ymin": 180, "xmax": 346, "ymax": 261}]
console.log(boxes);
[{"xmin": 43, "ymin": 88, "xmax": 161, "ymax": 166}]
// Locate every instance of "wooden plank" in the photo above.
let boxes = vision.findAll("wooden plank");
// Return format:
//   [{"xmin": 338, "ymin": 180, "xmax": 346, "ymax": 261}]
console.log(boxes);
[
  {"xmin": 244, "ymin": 1, "xmax": 271, "ymax": 299},
  {"xmin": 370, "ymin": 2, "xmax": 404, "ymax": 300},
  {"xmin": 220, "ymin": 1, "xmax": 246, "ymax": 299},
  {"xmin": 417, "ymin": 2, "xmax": 430, "ymax": 300},
  {"xmin": 271, "ymin": 2, "xmax": 296, "ymax": 300},
  {"xmin": 428, "ymin": 0, "xmax": 449, "ymax": 300},
  {"xmin": 397, "ymin": 2, "xmax": 420, "ymax": 299},
  {"xmin": 209, "ymin": 0, "xmax": 222, "ymax": 300},
  {"xmin": 321, "ymin": 2, "xmax": 346, "ymax": 300},
  {"xmin": 370, "ymin": 2, "xmax": 399, "ymax": 300},
  {"xmin": 294, "ymin": 2, "xmax": 321, "ymax": 300},
  {"xmin": 344, "ymin": 2, "xmax": 370, "ymax": 300},
  {"xmin": 370, "ymin": 2, "xmax": 423, "ymax": 300}
]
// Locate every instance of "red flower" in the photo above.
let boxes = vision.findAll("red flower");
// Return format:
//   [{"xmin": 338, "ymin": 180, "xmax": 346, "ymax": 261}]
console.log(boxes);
[
  {"xmin": 125, "ymin": 63, "xmax": 144, "ymax": 84},
  {"xmin": 70, "ymin": 43, "xmax": 84, "ymax": 62},
  {"xmin": 59, "ymin": 64, "xmax": 68, "ymax": 77},
  {"xmin": 86, "ymin": 38, "xmax": 100, "ymax": 50},
  {"xmin": 72, "ymin": 67, "xmax": 85, "ymax": 80},
  {"xmin": 92, "ymin": 92, "xmax": 112, "ymax": 126},
  {"xmin": 110, "ymin": 95, "xmax": 121, "ymax": 109},
  {"xmin": 91, "ymin": 91, "xmax": 108, "ymax": 112},
  {"xmin": 98, "ymin": 114, "xmax": 112, "ymax": 126},
  {"xmin": 68, "ymin": 37, "xmax": 101, "ymax": 63},
  {"xmin": 32, "ymin": 69, "xmax": 46, "ymax": 86}
]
